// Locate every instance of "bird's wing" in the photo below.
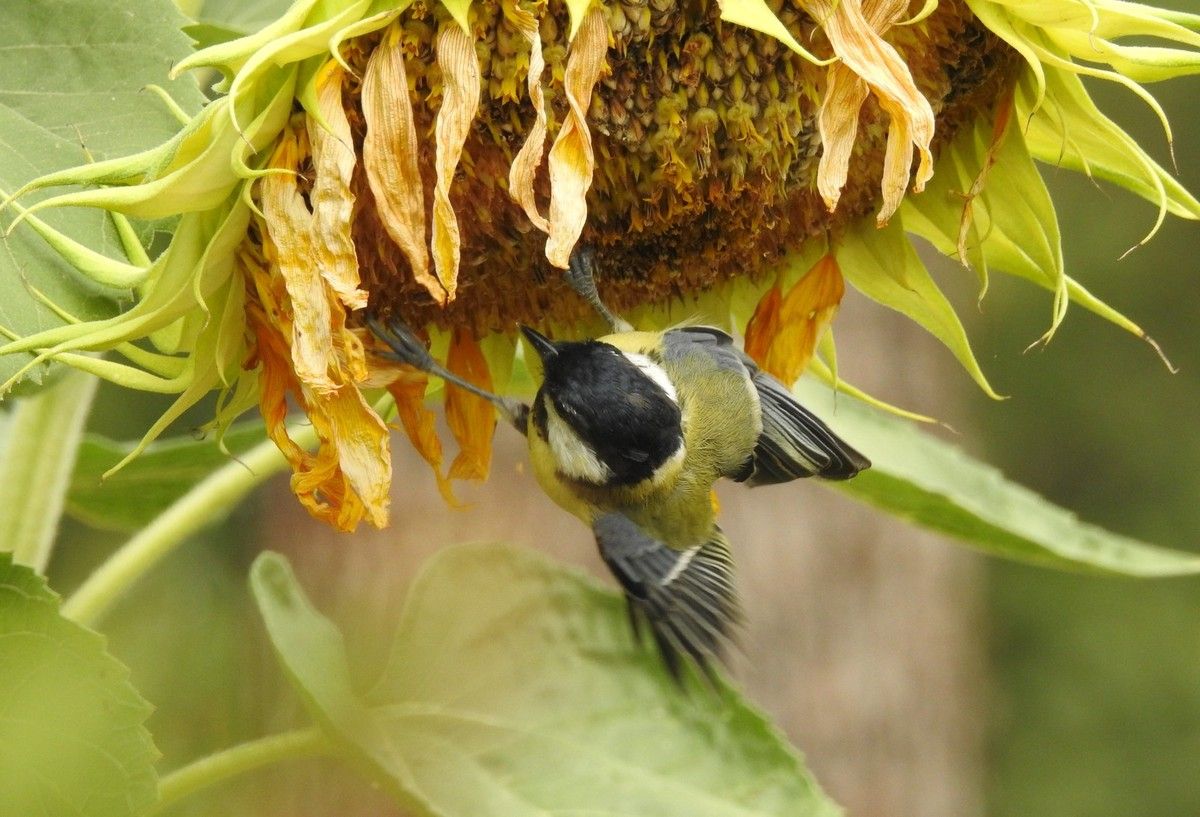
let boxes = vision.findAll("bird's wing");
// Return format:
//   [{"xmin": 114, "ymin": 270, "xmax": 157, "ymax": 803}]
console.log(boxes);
[
  {"xmin": 592, "ymin": 511, "xmax": 739, "ymax": 680},
  {"xmin": 737, "ymin": 370, "xmax": 871, "ymax": 484},
  {"xmin": 664, "ymin": 327, "xmax": 870, "ymax": 485}
]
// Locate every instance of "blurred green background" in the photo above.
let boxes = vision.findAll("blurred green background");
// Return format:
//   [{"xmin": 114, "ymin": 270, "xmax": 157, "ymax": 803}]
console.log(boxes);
[
  {"xmin": 960, "ymin": 63, "xmax": 1200, "ymax": 816},
  {"xmin": 35, "ymin": 4, "xmax": 1200, "ymax": 813}
]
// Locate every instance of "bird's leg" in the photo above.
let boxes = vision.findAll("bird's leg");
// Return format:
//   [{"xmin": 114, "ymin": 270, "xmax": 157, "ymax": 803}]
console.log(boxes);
[
  {"xmin": 367, "ymin": 316, "xmax": 529, "ymax": 431},
  {"xmin": 565, "ymin": 245, "xmax": 633, "ymax": 334}
]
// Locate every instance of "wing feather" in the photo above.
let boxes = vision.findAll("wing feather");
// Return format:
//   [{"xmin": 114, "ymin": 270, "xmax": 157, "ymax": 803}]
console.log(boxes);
[
  {"xmin": 593, "ymin": 512, "xmax": 739, "ymax": 680},
  {"xmin": 740, "ymin": 372, "xmax": 870, "ymax": 485}
]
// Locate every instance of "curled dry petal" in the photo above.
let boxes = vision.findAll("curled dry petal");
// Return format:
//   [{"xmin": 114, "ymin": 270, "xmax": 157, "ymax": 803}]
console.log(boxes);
[
  {"xmin": 545, "ymin": 6, "xmax": 609, "ymax": 268},
  {"xmin": 249, "ymin": 299, "xmax": 391, "ymax": 532},
  {"xmin": 745, "ymin": 255, "xmax": 845, "ymax": 385},
  {"xmin": 363, "ymin": 23, "xmax": 445, "ymax": 304},
  {"xmin": 811, "ymin": 0, "xmax": 935, "ymax": 224},
  {"xmin": 816, "ymin": 66, "xmax": 871, "ymax": 213},
  {"xmin": 431, "ymin": 24, "xmax": 482, "ymax": 302},
  {"xmin": 261, "ymin": 133, "xmax": 337, "ymax": 394},
  {"xmin": 387, "ymin": 370, "xmax": 460, "ymax": 506},
  {"xmin": 444, "ymin": 327, "xmax": 496, "ymax": 481},
  {"xmin": 312, "ymin": 380, "xmax": 392, "ymax": 529},
  {"xmin": 505, "ymin": 0, "xmax": 551, "ymax": 233},
  {"xmin": 308, "ymin": 63, "xmax": 369, "ymax": 311}
]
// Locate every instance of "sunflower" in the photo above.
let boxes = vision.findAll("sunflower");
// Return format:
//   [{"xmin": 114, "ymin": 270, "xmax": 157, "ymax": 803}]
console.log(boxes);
[{"xmin": 3, "ymin": 0, "xmax": 1198, "ymax": 531}]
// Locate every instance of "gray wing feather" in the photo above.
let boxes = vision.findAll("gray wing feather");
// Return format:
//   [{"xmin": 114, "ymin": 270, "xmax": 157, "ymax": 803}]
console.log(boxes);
[
  {"xmin": 593, "ymin": 511, "xmax": 739, "ymax": 680},
  {"xmin": 739, "ymin": 371, "xmax": 870, "ymax": 484}
]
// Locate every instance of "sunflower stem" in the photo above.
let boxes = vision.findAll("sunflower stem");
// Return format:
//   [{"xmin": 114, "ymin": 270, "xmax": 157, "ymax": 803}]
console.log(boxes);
[
  {"xmin": 62, "ymin": 426, "xmax": 315, "ymax": 627},
  {"xmin": 150, "ymin": 727, "xmax": 331, "ymax": 815},
  {"xmin": 0, "ymin": 368, "xmax": 100, "ymax": 574}
]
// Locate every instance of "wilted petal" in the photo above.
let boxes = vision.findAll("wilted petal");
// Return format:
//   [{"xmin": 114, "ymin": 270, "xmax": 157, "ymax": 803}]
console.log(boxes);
[
  {"xmin": 816, "ymin": 65, "xmax": 870, "ymax": 213},
  {"xmin": 744, "ymin": 281, "xmax": 783, "ymax": 366},
  {"xmin": 444, "ymin": 327, "xmax": 496, "ymax": 481},
  {"xmin": 747, "ymin": 255, "xmax": 844, "ymax": 385},
  {"xmin": 309, "ymin": 62, "xmax": 369, "ymax": 311},
  {"xmin": 250, "ymin": 302, "xmax": 389, "ymax": 531},
  {"xmin": 387, "ymin": 370, "xmax": 460, "ymax": 506},
  {"xmin": 431, "ymin": 24, "xmax": 482, "ymax": 302},
  {"xmin": 309, "ymin": 380, "xmax": 392, "ymax": 529},
  {"xmin": 363, "ymin": 23, "xmax": 445, "ymax": 304},
  {"xmin": 505, "ymin": 0, "xmax": 551, "ymax": 233},
  {"xmin": 261, "ymin": 133, "xmax": 337, "ymax": 393},
  {"xmin": 544, "ymin": 6, "xmax": 609, "ymax": 268},
  {"xmin": 811, "ymin": 0, "xmax": 935, "ymax": 224}
]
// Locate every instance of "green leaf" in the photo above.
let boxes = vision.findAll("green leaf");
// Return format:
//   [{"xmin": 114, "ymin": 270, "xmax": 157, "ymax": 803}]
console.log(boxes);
[
  {"xmin": 177, "ymin": 0, "xmax": 295, "ymax": 46},
  {"xmin": 794, "ymin": 380, "xmax": 1200, "ymax": 576},
  {"xmin": 67, "ymin": 421, "xmax": 267, "ymax": 533},
  {"xmin": 0, "ymin": 0, "xmax": 204, "ymax": 391},
  {"xmin": 0, "ymin": 552, "xmax": 158, "ymax": 816},
  {"xmin": 251, "ymin": 547, "xmax": 840, "ymax": 817},
  {"xmin": 0, "ymin": 369, "xmax": 98, "ymax": 571}
]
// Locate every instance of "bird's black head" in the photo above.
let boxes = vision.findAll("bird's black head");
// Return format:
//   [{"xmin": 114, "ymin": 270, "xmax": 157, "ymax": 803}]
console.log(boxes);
[{"xmin": 521, "ymin": 326, "xmax": 684, "ymax": 486}]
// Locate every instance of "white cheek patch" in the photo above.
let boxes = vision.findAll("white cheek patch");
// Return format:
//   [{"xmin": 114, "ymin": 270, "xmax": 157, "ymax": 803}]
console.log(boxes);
[
  {"xmin": 622, "ymin": 353, "xmax": 678, "ymax": 404},
  {"xmin": 545, "ymin": 402, "xmax": 613, "ymax": 484}
]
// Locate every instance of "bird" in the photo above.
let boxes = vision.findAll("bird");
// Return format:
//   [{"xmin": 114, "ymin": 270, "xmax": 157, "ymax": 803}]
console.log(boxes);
[{"xmin": 368, "ymin": 247, "xmax": 870, "ymax": 679}]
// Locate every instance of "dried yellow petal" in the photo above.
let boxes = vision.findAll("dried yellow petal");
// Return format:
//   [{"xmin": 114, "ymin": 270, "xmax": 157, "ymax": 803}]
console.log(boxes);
[
  {"xmin": 545, "ymin": 6, "xmax": 609, "ymax": 268},
  {"xmin": 309, "ymin": 62, "xmax": 369, "ymax": 311},
  {"xmin": 250, "ymin": 303, "xmax": 390, "ymax": 532},
  {"xmin": 444, "ymin": 327, "xmax": 496, "ymax": 481},
  {"xmin": 816, "ymin": 65, "xmax": 870, "ymax": 213},
  {"xmin": 311, "ymin": 379, "xmax": 392, "ymax": 529},
  {"xmin": 811, "ymin": 0, "xmax": 935, "ymax": 225},
  {"xmin": 431, "ymin": 24, "xmax": 482, "ymax": 302},
  {"xmin": 363, "ymin": 23, "xmax": 444, "ymax": 304},
  {"xmin": 261, "ymin": 134, "xmax": 337, "ymax": 393},
  {"xmin": 505, "ymin": 0, "xmax": 551, "ymax": 233}
]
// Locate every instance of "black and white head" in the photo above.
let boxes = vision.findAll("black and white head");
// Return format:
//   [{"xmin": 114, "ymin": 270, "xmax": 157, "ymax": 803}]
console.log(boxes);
[{"xmin": 522, "ymin": 326, "xmax": 685, "ymax": 487}]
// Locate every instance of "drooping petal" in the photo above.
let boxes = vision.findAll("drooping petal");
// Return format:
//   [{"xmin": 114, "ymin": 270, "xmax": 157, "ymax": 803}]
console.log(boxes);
[
  {"xmin": 362, "ymin": 22, "xmax": 445, "ymax": 303},
  {"xmin": 545, "ymin": 6, "xmax": 609, "ymax": 268},
  {"xmin": 809, "ymin": 0, "xmax": 935, "ymax": 225},
  {"xmin": 261, "ymin": 133, "xmax": 337, "ymax": 393},
  {"xmin": 744, "ymin": 282, "xmax": 783, "ymax": 366},
  {"xmin": 431, "ymin": 23, "xmax": 482, "ymax": 302},
  {"xmin": 308, "ymin": 62, "xmax": 369, "ymax": 311},
  {"xmin": 745, "ymin": 256, "xmax": 844, "ymax": 385},
  {"xmin": 249, "ymin": 299, "xmax": 391, "ymax": 532},
  {"xmin": 505, "ymin": 0, "xmax": 551, "ymax": 233},
  {"xmin": 816, "ymin": 66, "xmax": 870, "ymax": 213},
  {"xmin": 308, "ymin": 379, "xmax": 392, "ymax": 529},
  {"xmin": 444, "ymin": 327, "xmax": 496, "ymax": 481},
  {"xmin": 387, "ymin": 370, "xmax": 460, "ymax": 506}
]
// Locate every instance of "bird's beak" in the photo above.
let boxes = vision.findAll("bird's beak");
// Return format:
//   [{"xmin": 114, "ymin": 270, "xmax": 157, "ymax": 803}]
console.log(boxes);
[{"xmin": 519, "ymin": 324, "xmax": 558, "ymax": 363}]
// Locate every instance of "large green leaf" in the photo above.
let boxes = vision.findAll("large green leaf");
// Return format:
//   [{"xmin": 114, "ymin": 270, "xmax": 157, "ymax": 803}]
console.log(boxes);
[
  {"xmin": 0, "ymin": 0, "xmax": 204, "ymax": 391},
  {"xmin": 68, "ymin": 421, "xmax": 267, "ymax": 532},
  {"xmin": 0, "ymin": 553, "xmax": 158, "ymax": 817},
  {"xmin": 251, "ymin": 547, "xmax": 840, "ymax": 817},
  {"xmin": 794, "ymin": 381, "xmax": 1200, "ymax": 575}
]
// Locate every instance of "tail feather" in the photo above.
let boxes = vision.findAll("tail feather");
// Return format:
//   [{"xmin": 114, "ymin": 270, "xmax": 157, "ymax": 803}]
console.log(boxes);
[
  {"xmin": 739, "ymin": 373, "xmax": 870, "ymax": 485},
  {"xmin": 593, "ymin": 512, "xmax": 739, "ymax": 680}
]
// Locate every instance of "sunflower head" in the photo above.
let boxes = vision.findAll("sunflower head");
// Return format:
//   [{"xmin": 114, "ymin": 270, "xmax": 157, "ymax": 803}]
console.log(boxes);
[{"xmin": 3, "ymin": 0, "xmax": 1198, "ymax": 530}]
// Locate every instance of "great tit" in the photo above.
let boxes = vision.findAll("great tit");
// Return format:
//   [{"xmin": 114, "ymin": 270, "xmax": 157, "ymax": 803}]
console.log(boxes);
[{"xmin": 368, "ymin": 250, "xmax": 870, "ymax": 678}]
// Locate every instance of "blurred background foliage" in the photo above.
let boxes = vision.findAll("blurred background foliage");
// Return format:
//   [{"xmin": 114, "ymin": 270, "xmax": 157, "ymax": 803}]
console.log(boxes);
[
  {"xmin": 959, "ymin": 64, "xmax": 1200, "ymax": 814},
  {"xmin": 39, "ymin": 3, "xmax": 1200, "ymax": 813}
]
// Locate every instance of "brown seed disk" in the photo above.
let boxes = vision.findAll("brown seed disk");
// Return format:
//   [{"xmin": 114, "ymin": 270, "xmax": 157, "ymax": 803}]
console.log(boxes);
[{"xmin": 339, "ymin": 0, "xmax": 1019, "ymax": 337}]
